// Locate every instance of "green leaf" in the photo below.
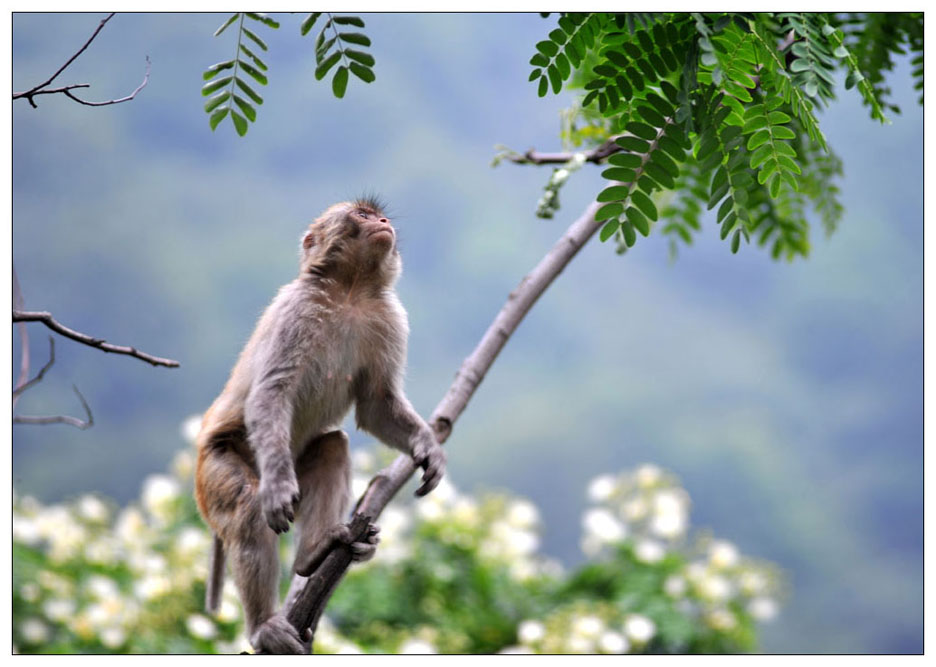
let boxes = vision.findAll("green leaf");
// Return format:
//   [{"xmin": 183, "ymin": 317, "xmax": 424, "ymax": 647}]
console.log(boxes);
[
  {"xmin": 625, "ymin": 121, "xmax": 657, "ymax": 141},
  {"xmin": 240, "ymin": 44, "xmax": 268, "ymax": 70},
  {"xmin": 600, "ymin": 219, "xmax": 621, "ymax": 242},
  {"xmin": 245, "ymin": 13, "xmax": 280, "ymax": 29},
  {"xmin": 240, "ymin": 62, "xmax": 268, "ymax": 86},
  {"xmin": 636, "ymin": 104, "xmax": 666, "ymax": 128},
  {"xmin": 209, "ymin": 107, "xmax": 229, "ymax": 130},
  {"xmin": 530, "ymin": 53, "xmax": 549, "ymax": 67},
  {"xmin": 316, "ymin": 37, "xmax": 337, "ymax": 62},
  {"xmin": 339, "ymin": 32, "xmax": 372, "ymax": 47},
  {"xmin": 332, "ymin": 66, "xmax": 349, "ymax": 98},
  {"xmin": 631, "ymin": 190, "xmax": 658, "ymax": 221},
  {"xmin": 621, "ymin": 218, "xmax": 637, "ymax": 247},
  {"xmin": 201, "ymin": 76, "xmax": 233, "ymax": 96},
  {"xmin": 233, "ymin": 94, "xmax": 256, "ymax": 122},
  {"xmin": 236, "ymin": 78, "xmax": 263, "ymax": 104},
  {"xmin": 555, "ymin": 52, "xmax": 571, "ymax": 79},
  {"xmin": 242, "ymin": 26, "xmax": 268, "ymax": 51},
  {"xmin": 601, "ymin": 167, "xmax": 637, "ymax": 182},
  {"xmin": 597, "ymin": 185, "xmax": 630, "ymax": 202},
  {"xmin": 547, "ymin": 65, "xmax": 561, "ymax": 94},
  {"xmin": 204, "ymin": 90, "xmax": 230, "ymax": 112},
  {"xmin": 595, "ymin": 202, "xmax": 624, "ymax": 221},
  {"xmin": 538, "ymin": 75, "xmax": 548, "ymax": 97},
  {"xmin": 731, "ymin": 228, "xmax": 741, "ymax": 253},
  {"xmin": 626, "ymin": 206, "xmax": 650, "ymax": 236},
  {"xmin": 615, "ymin": 136, "xmax": 649, "ymax": 152},
  {"xmin": 536, "ymin": 40, "xmax": 559, "ymax": 57},
  {"xmin": 315, "ymin": 52, "xmax": 342, "ymax": 80},
  {"xmin": 333, "ymin": 15, "xmax": 365, "ymax": 27},
  {"xmin": 214, "ymin": 13, "xmax": 239, "ymax": 37},
  {"xmin": 345, "ymin": 49, "xmax": 375, "ymax": 67},
  {"xmin": 231, "ymin": 109, "xmax": 248, "ymax": 136},
  {"xmin": 607, "ymin": 153, "xmax": 642, "ymax": 168},
  {"xmin": 746, "ymin": 129, "xmax": 770, "ymax": 150},
  {"xmin": 300, "ymin": 13, "xmax": 321, "ymax": 36},
  {"xmin": 203, "ymin": 60, "xmax": 235, "ymax": 80},
  {"xmin": 349, "ymin": 62, "xmax": 375, "ymax": 83}
]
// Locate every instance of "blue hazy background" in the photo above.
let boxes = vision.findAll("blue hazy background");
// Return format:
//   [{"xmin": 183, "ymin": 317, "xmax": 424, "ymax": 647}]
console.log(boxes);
[{"xmin": 12, "ymin": 13, "xmax": 922, "ymax": 653}]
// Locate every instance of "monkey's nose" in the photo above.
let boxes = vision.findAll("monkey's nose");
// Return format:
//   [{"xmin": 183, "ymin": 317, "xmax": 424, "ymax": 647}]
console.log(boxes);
[{"xmin": 378, "ymin": 218, "xmax": 389, "ymax": 223}]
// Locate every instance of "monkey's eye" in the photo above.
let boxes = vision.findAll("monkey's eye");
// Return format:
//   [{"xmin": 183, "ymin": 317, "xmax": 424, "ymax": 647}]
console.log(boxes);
[{"xmin": 356, "ymin": 209, "xmax": 370, "ymax": 218}]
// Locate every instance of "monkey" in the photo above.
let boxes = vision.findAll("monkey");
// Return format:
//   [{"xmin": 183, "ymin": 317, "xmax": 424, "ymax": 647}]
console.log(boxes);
[{"xmin": 194, "ymin": 198, "xmax": 446, "ymax": 654}]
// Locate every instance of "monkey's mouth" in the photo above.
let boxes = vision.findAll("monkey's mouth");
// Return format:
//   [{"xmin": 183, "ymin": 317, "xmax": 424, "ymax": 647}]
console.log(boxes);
[{"xmin": 367, "ymin": 224, "xmax": 394, "ymax": 241}]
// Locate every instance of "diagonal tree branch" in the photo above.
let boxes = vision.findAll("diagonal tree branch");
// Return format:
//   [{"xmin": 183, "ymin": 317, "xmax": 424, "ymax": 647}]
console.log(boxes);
[
  {"xmin": 13, "ymin": 336, "xmax": 56, "ymax": 399},
  {"xmin": 282, "ymin": 197, "xmax": 604, "ymax": 650},
  {"xmin": 12, "ymin": 310, "xmax": 180, "ymax": 368},
  {"xmin": 13, "ymin": 384, "xmax": 94, "ymax": 430},
  {"xmin": 13, "ymin": 266, "xmax": 30, "ymax": 409}
]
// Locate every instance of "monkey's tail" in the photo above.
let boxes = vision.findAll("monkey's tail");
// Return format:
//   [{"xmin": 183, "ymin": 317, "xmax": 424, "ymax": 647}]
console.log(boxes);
[{"xmin": 205, "ymin": 533, "xmax": 226, "ymax": 613}]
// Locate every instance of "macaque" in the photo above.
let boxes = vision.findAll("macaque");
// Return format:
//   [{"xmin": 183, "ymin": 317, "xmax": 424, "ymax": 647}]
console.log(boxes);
[{"xmin": 194, "ymin": 198, "xmax": 446, "ymax": 654}]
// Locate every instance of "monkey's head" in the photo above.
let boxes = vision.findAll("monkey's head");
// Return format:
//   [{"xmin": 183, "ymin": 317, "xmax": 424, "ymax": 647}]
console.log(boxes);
[{"xmin": 300, "ymin": 197, "xmax": 401, "ymax": 284}]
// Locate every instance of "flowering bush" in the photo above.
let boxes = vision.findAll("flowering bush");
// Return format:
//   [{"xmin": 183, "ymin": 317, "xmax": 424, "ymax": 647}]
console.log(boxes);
[{"xmin": 13, "ymin": 417, "xmax": 781, "ymax": 654}]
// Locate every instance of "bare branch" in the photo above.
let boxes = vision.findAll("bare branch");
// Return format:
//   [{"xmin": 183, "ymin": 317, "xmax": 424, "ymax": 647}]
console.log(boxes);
[
  {"xmin": 62, "ymin": 56, "xmax": 151, "ymax": 107},
  {"xmin": 282, "ymin": 198, "xmax": 605, "ymax": 648},
  {"xmin": 12, "ymin": 310, "xmax": 180, "ymax": 368},
  {"xmin": 12, "ymin": 13, "xmax": 150, "ymax": 109},
  {"xmin": 13, "ymin": 336, "xmax": 56, "ymax": 399},
  {"xmin": 13, "ymin": 266, "xmax": 30, "ymax": 409},
  {"xmin": 13, "ymin": 384, "xmax": 94, "ymax": 430},
  {"xmin": 504, "ymin": 136, "xmax": 624, "ymax": 166}
]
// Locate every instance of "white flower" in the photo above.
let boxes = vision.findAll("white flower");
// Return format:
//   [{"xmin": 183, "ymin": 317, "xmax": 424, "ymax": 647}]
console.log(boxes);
[
  {"xmin": 507, "ymin": 500, "xmax": 539, "ymax": 529},
  {"xmin": 452, "ymin": 498, "xmax": 479, "ymax": 526},
  {"xmin": 398, "ymin": 639, "xmax": 436, "ymax": 654},
  {"xmin": 84, "ymin": 536, "xmax": 120, "ymax": 565},
  {"xmin": 134, "ymin": 575, "xmax": 171, "ymax": 600},
  {"xmin": 739, "ymin": 570, "xmax": 768, "ymax": 595},
  {"xmin": 599, "ymin": 630, "xmax": 629, "ymax": 654},
  {"xmin": 707, "ymin": 608, "xmax": 738, "ymax": 631},
  {"xmin": 175, "ymin": 527, "xmax": 209, "ymax": 559},
  {"xmin": 623, "ymin": 614, "xmax": 656, "ymax": 644},
  {"xmin": 509, "ymin": 560, "xmax": 536, "ymax": 581},
  {"xmin": 180, "ymin": 413, "xmax": 203, "ymax": 444},
  {"xmin": 698, "ymin": 573, "xmax": 733, "ymax": 601},
  {"xmin": 709, "ymin": 540, "xmax": 739, "ymax": 569},
  {"xmin": 650, "ymin": 489, "xmax": 688, "ymax": 538},
  {"xmin": 416, "ymin": 499, "xmax": 444, "ymax": 521},
  {"xmin": 19, "ymin": 582, "xmax": 40, "ymax": 603},
  {"xmin": 85, "ymin": 575, "xmax": 119, "ymax": 600},
  {"xmin": 217, "ymin": 599, "xmax": 241, "ymax": 623},
  {"xmin": 622, "ymin": 497, "xmax": 648, "ymax": 521},
  {"xmin": 351, "ymin": 475, "xmax": 369, "ymax": 501},
  {"xmin": 43, "ymin": 598, "xmax": 76, "ymax": 622},
  {"xmin": 186, "ymin": 614, "xmax": 217, "ymax": 640},
  {"xmin": 635, "ymin": 464, "xmax": 662, "ymax": 488},
  {"xmin": 517, "ymin": 620, "xmax": 545, "ymax": 644},
  {"xmin": 100, "ymin": 626, "xmax": 126, "ymax": 649},
  {"xmin": 13, "ymin": 517, "xmax": 40, "ymax": 545},
  {"xmin": 499, "ymin": 645, "xmax": 534, "ymax": 654},
  {"xmin": 115, "ymin": 508, "xmax": 147, "ymax": 543},
  {"xmin": 552, "ymin": 168, "xmax": 570, "ymax": 184},
  {"xmin": 748, "ymin": 597, "xmax": 779, "ymax": 622},
  {"xmin": 587, "ymin": 474, "xmax": 617, "ymax": 502},
  {"xmin": 20, "ymin": 618, "xmax": 50, "ymax": 644},
  {"xmin": 142, "ymin": 475, "xmax": 180, "ymax": 522},
  {"xmin": 664, "ymin": 575, "xmax": 687, "ymax": 598},
  {"xmin": 171, "ymin": 449, "xmax": 195, "ymax": 480},
  {"xmin": 351, "ymin": 448, "xmax": 375, "ymax": 472},
  {"xmin": 566, "ymin": 635, "xmax": 592, "ymax": 653},
  {"xmin": 634, "ymin": 539, "xmax": 666, "ymax": 564},
  {"xmin": 572, "ymin": 615, "xmax": 604, "ymax": 639},
  {"xmin": 582, "ymin": 508, "xmax": 626, "ymax": 543},
  {"xmin": 78, "ymin": 495, "xmax": 109, "ymax": 523}
]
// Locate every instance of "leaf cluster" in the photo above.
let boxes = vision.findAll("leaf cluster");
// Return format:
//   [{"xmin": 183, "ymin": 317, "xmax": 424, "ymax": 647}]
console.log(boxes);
[{"xmin": 523, "ymin": 12, "xmax": 922, "ymax": 261}]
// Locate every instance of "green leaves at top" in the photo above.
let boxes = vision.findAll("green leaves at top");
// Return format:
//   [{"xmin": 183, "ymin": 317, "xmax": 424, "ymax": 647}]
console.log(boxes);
[
  {"xmin": 529, "ymin": 13, "xmax": 606, "ymax": 97},
  {"xmin": 202, "ymin": 13, "xmax": 277, "ymax": 136},
  {"xmin": 308, "ymin": 13, "xmax": 376, "ymax": 97}
]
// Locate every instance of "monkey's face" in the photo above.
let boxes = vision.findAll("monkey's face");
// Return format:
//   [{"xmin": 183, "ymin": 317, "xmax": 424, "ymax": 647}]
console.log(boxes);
[{"xmin": 345, "ymin": 204, "xmax": 396, "ymax": 256}]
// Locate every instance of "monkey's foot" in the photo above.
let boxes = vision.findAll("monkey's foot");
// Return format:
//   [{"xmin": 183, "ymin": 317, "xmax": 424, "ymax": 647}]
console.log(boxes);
[
  {"xmin": 250, "ymin": 614, "xmax": 305, "ymax": 654},
  {"xmin": 348, "ymin": 522, "xmax": 381, "ymax": 562}
]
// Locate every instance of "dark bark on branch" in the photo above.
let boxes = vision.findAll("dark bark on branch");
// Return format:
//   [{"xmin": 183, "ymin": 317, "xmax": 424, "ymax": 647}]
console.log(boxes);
[
  {"xmin": 13, "ymin": 13, "xmax": 150, "ymax": 109},
  {"xmin": 505, "ymin": 137, "xmax": 624, "ymax": 165},
  {"xmin": 281, "ymin": 198, "xmax": 604, "ymax": 650},
  {"xmin": 13, "ymin": 384, "xmax": 94, "ymax": 430},
  {"xmin": 12, "ymin": 310, "xmax": 180, "ymax": 368},
  {"xmin": 13, "ymin": 336, "xmax": 56, "ymax": 399}
]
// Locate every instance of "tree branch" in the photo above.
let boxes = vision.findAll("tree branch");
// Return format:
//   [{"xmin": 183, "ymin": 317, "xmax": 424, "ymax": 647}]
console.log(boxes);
[
  {"xmin": 13, "ymin": 266, "xmax": 30, "ymax": 409},
  {"xmin": 13, "ymin": 336, "xmax": 56, "ymax": 399},
  {"xmin": 281, "ymin": 198, "xmax": 605, "ymax": 649},
  {"xmin": 504, "ymin": 136, "xmax": 624, "ymax": 165},
  {"xmin": 12, "ymin": 13, "xmax": 150, "ymax": 109},
  {"xmin": 12, "ymin": 310, "xmax": 180, "ymax": 368},
  {"xmin": 13, "ymin": 384, "xmax": 94, "ymax": 430}
]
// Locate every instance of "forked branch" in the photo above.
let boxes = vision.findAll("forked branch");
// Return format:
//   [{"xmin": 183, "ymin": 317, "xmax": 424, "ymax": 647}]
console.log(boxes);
[{"xmin": 282, "ymin": 197, "xmax": 604, "ymax": 649}]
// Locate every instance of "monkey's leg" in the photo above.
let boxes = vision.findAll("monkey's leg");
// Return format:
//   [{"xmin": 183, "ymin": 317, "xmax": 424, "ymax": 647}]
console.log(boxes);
[
  {"xmin": 196, "ymin": 446, "xmax": 305, "ymax": 654},
  {"xmin": 293, "ymin": 430, "xmax": 381, "ymax": 577}
]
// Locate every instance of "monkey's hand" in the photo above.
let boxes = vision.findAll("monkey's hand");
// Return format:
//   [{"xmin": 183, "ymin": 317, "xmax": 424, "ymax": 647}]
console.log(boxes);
[
  {"xmin": 259, "ymin": 467, "xmax": 300, "ymax": 534},
  {"xmin": 250, "ymin": 614, "xmax": 306, "ymax": 654},
  {"xmin": 412, "ymin": 442, "xmax": 446, "ymax": 497}
]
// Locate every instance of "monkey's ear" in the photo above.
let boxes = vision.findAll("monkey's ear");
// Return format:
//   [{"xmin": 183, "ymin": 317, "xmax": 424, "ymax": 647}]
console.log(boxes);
[{"xmin": 302, "ymin": 230, "xmax": 316, "ymax": 250}]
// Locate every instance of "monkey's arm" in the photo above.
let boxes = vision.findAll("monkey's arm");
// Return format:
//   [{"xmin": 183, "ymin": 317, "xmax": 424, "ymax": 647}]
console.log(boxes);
[
  {"xmin": 245, "ymin": 355, "xmax": 302, "ymax": 534},
  {"xmin": 355, "ymin": 375, "xmax": 446, "ymax": 496}
]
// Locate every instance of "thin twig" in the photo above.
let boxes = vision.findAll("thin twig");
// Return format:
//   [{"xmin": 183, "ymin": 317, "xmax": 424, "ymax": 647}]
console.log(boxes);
[
  {"xmin": 12, "ymin": 13, "xmax": 150, "ymax": 109},
  {"xmin": 62, "ymin": 56, "xmax": 151, "ymax": 107},
  {"xmin": 505, "ymin": 136, "xmax": 624, "ymax": 165},
  {"xmin": 282, "ymin": 198, "xmax": 605, "ymax": 649},
  {"xmin": 13, "ymin": 384, "xmax": 94, "ymax": 430},
  {"xmin": 13, "ymin": 266, "xmax": 30, "ymax": 409},
  {"xmin": 12, "ymin": 310, "xmax": 180, "ymax": 368},
  {"xmin": 13, "ymin": 336, "xmax": 56, "ymax": 399}
]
